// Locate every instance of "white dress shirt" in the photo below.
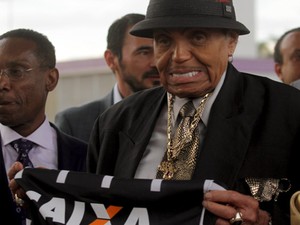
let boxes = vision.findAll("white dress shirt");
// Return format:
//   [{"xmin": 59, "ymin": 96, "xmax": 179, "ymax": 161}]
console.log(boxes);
[
  {"xmin": 113, "ymin": 83, "xmax": 123, "ymax": 104},
  {"xmin": 290, "ymin": 79, "xmax": 300, "ymax": 90},
  {"xmin": 1, "ymin": 118, "xmax": 58, "ymax": 171}
]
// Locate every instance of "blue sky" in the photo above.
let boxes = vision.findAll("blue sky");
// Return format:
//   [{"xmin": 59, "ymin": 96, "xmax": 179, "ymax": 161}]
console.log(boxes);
[{"xmin": 0, "ymin": 0, "xmax": 299, "ymax": 62}]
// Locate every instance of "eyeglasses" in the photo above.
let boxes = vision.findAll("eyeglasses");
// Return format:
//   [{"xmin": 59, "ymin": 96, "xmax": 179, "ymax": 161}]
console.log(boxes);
[{"xmin": 0, "ymin": 68, "xmax": 33, "ymax": 81}]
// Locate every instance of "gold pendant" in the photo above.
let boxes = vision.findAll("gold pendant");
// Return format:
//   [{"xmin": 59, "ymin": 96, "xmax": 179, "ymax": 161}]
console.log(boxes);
[
  {"xmin": 245, "ymin": 177, "xmax": 291, "ymax": 202},
  {"xmin": 158, "ymin": 161, "xmax": 177, "ymax": 180}
]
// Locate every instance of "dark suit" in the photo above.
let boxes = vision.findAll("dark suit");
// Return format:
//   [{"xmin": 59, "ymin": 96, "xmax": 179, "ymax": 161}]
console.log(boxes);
[
  {"xmin": 0, "ymin": 122, "xmax": 87, "ymax": 225},
  {"xmin": 87, "ymin": 63, "xmax": 300, "ymax": 225},
  {"xmin": 55, "ymin": 91, "xmax": 114, "ymax": 143}
]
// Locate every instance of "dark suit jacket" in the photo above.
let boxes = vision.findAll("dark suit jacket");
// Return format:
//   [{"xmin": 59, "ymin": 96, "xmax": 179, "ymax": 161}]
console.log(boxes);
[
  {"xmin": 87, "ymin": 63, "xmax": 300, "ymax": 225},
  {"xmin": 0, "ymin": 122, "xmax": 87, "ymax": 225},
  {"xmin": 55, "ymin": 90, "xmax": 114, "ymax": 143}
]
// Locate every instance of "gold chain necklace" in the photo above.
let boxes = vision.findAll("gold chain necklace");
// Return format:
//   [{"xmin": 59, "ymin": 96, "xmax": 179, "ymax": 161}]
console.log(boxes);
[
  {"xmin": 168, "ymin": 93, "xmax": 211, "ymax": 158},
  {"xmin": 157, "ymin": 92, "xmax": 211, "ymax": 179}
]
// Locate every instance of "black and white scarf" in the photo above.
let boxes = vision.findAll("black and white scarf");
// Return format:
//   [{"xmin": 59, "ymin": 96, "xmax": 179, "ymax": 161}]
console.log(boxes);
[{"xmin": 15, "ymin": 168, "xmax": 226, "ymax": 225}]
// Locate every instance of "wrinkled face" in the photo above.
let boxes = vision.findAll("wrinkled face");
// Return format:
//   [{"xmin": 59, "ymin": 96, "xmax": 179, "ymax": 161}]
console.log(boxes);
[
  {"xmin": 119, "ymin": 28, "xmax": 160, "ymax": 93},
  {"xmin": 153, "ymin": 28, "xmax": 238, "ymax": 98},
  {"xmin": 276, "ymin": 31, "xmax": 300, "ymax": 84},
  {"xmin": 0, "ymin": 37, "xmax": 57, "ymax": 135}
]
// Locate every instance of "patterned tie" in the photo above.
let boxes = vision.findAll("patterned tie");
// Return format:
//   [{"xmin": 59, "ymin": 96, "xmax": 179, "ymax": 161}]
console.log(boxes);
[
  {"xmin": 11, "ymin": 138, "xmax": 35, "ymax": 168},
  {"xmin": 10, "ymin": 139, "xmax": 35, "ymax": 224},
  {"xmin": 157, "ymin": 101, "xmax": 200, "ymax": 180}
]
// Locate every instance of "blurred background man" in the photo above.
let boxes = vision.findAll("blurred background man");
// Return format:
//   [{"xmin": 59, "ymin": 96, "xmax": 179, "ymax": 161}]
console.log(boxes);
[
  {"xmin": 274, "ymin": 27, "xmax": 300, "ymax": 89},
  {"xmin": 55, "ymin": 13, "xmax": 160, "ymax": 142}
]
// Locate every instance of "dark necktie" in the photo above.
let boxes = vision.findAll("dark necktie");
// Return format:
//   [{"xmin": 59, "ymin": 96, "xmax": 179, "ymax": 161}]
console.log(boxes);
[
  {"xmin": 10, "ymin": 138, "xmax": 35, "ymax": 224},
  {"xmin": 11, "ymin": 138, "xmax": 35, "ymax": 168}
]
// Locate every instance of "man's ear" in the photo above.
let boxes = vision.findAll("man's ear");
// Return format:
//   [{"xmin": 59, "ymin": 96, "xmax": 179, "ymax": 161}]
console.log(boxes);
[
  {"xmin": 228, "ymin": 31, "xmax": 239, "ymax": 54},
  {"xmin": 46, "ymin": 68, "xmax": 59, "ymax": 91},
  {"xmin": 274, "ymin": 63, "xmax": 283, "ymax": 82},
  {"xmin": 104, "ymin": 49, "xmax": 118, "ymax": 73}
]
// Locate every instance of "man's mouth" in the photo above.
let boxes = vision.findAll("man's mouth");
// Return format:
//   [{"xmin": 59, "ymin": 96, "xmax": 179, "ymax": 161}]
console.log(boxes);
[{"xmin": 172, "ymin": 71, "xmax": 199, "ymax": 77}]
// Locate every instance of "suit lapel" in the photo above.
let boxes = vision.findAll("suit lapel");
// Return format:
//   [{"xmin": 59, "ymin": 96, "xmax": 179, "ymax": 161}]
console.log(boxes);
[
  {"xmin": 114, "ymin": 88, "xmax": 167, "ymax": 177},
  {"xmin": 0, "ymin": 141, "xmax": 22, "ymax": 224},
  {"xmin": 193, "ymin": 64, "xmax": 265, "ymax": 188}
]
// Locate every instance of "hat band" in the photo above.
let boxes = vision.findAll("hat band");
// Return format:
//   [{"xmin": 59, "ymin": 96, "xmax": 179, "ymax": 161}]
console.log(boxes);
[{"xmin": 147, "ymin": 1, "xmax": 235, "ymax": 20}]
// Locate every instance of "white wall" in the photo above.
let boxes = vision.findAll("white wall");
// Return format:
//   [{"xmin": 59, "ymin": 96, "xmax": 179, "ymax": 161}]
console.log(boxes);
[{"xmin": 234, "ymin": 0, "xmax": 257, "ymax": 58}]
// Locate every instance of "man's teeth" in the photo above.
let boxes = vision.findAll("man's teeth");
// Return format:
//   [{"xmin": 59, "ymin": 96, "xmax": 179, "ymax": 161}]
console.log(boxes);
[{"xmin": 172, "ymin": 71, "xmax": 198, "ymax": 77}]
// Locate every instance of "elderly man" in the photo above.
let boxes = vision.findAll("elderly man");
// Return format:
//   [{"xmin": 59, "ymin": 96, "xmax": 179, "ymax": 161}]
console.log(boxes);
[{"xmin": 86, "ymin": 0, "xmax": 300, "ymax": 224}]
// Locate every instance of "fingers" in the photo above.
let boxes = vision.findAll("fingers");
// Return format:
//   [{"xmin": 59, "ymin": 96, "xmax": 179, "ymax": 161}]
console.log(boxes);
[
  {"xmin": 202, "ymin": 190, "xmax": 264, "ymax": 224},
  {"xmin": 8, "ymin": 164, "xmax": 46, "ymax": 200},
  {"xmin": 7, "ymin": 162, "xmax": 26, "ymax": 198},
  {"xmin": 204, "ymin": 190, "xmax": 259, "ymax": 209},
  {"xmin": 202, "ymin": 193, "xmax": 237, "ymax": 220},
  {"xmin": 7, "ymin": 161, "xmax": 24, "ymax": 180}
]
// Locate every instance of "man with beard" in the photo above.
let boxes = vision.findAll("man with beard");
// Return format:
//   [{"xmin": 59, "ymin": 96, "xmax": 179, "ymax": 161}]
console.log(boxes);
[{"xmin": 55, "ymin": 13, "xmax": 160, "ymax": 142}]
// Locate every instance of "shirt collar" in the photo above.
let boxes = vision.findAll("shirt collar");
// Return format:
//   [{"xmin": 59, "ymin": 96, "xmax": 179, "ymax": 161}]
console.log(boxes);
[
  {"xmin": 290, "ymin": 79, "xmax": 300, "ymax": 89},
  {"xmin": 0, "ymin": 118, "xmax": 54, "ymax": 149},
  {"xmin": 113, "ymin": 83, "xmax": 123, "ymax": 104},
  {"xmin": 169, "ymin": 71, "xmax": 226, "ymax": 126}
]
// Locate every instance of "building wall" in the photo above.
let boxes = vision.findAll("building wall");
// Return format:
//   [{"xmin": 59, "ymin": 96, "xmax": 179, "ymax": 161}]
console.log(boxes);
[
  {"xmin": 234, "ymin": 0, "xmax": 257, "ymax": 58},
  {"xmin": 46, "ymin": 58, "xmax": 116, "ymax": 122}
]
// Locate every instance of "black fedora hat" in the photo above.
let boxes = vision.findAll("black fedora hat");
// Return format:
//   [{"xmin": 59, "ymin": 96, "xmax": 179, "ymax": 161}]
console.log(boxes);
[{"xmin": 130, "ymin": 0, "xmax": 250, "ymax": 37}]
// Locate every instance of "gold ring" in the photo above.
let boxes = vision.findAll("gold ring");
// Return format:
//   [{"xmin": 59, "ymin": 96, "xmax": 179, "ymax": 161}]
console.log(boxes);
[
  {"xmin": 14, "ymin": 193, "xmax": 24, "ymax": 206},
  {"xmin": 229, "ymin": 211, "xmax": 243, "ymax": 225}
]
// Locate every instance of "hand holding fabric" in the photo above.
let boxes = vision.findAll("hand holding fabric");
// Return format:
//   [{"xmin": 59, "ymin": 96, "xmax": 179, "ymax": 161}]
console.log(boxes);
[{"xmin": 203, "ymin": 190, "xmax": 271, "ymax": 225}]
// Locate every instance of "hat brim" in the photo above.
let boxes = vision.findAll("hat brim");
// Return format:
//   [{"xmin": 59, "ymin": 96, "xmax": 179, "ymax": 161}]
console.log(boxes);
[{"xmin": 130, "ymin": 16, "xmax": 250, "ymax": 38}]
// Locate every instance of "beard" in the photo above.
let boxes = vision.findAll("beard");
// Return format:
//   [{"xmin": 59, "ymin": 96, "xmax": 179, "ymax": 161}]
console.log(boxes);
[{"xmin": 121, "ymin": 66, "xmax": 160, "ymax": 93}]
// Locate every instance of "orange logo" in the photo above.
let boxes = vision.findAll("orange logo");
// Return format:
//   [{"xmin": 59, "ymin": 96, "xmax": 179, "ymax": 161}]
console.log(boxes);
[{"xmin": 90, "ymin": 206, "xmax": 123, "ymax": 225}]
